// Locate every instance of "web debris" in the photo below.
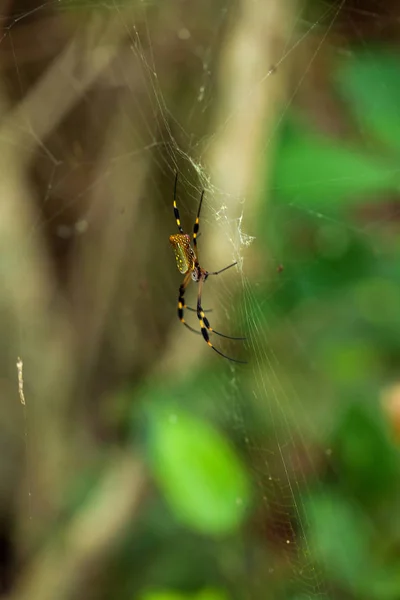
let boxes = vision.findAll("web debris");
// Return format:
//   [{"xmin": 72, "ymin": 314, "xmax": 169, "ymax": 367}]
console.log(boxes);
[
  {"xmin": 16, "ymin": 356, "xmax": 32, "ymax": 519},
  {"xmin": 237, "ymin": 211, "xmax": 256, "ymax": 248},
  {"xmin": 213, "ymin": 201, "xmax": 255, "ymax": 274},
  {"xmin": 214, "ymin": 204, "xmax": 255, "ymax": 248},
  {"xmin": 16, "ymin": 356, "xmax": 25, "ymax": 405}
]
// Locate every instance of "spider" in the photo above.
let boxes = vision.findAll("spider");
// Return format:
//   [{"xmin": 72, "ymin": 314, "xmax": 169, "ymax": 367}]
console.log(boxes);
[{"xmin": 169, "ymin": 173, "xmax": 246, "ymax": 364}]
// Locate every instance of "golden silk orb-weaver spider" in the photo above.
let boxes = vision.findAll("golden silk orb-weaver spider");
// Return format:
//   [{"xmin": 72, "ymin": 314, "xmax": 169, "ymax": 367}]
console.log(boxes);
[{"xmin": 169, "ymin": 173, "xmax": 247, "ymax": 364}]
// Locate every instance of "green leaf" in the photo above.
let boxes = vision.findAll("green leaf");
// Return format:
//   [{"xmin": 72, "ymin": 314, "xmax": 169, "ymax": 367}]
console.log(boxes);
[
  {"xmin": 272, "ymin": 117, "xmax": 398, "ymax": 208},
  {"xmin": 196, "ymin": 590, "xmax": 228, "ymax": 600},
  {"xmin": 336, "ymin": 49, "xmax": 400, "ymax": 153},
  {"xmin": 140, "ymin": 593, "xmax": 188, "ymax": 600},
  {"xmin": 304, "ymin": 491, "xmax": 371, "ymax": 589},
  {"xmin": 366, "ymin": 566, "xmax": 400, "ymax": 600},
  {"xmin": 305, "ymin": 491, "xmax": 400, "ymax": 598},
  {"xmin": 146, "ymin": 406, "xmax": 251, "ymax": 535},
  {"xmin": 140, "ymin": 590, "xmax": 228, "ymax": 600},
  {"xmin": 332, "ymin": 401, "xmax": 399, "ymax": 503}
]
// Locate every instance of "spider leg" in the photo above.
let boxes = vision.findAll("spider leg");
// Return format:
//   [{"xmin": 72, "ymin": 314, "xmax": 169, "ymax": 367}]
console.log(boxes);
[
  {"xmin": 193, "ymin": 189, "xmax": 204, "ymax": 250},
  {"xmin": 207, "ymin": 261, "xmax": 237, "ymax": 276},
  {"xmin": 183, "ymin": 322, "xmax": 202, "ymax": 335},
  {"xmin": 186, "ymin": 306, "xmax": 242, "ymax": 338},
  {"xmin": 202, "ymin": 260, "xmax": 245, "ymax": 339},
  {"xmin": 185, "ymin": 305, "xmax": 212, "ymax": 313},
  {"xmin": 196, "ymin": 279, "xmax": 247, "ymax": 364},
  {"xmin": 199, "ymin": 309, "xmax": 246, "ymax": 340},
  {"xmin": 173, "ymin": 173, "xmax": 184, "ymax": 234},
  {"xmin": 177, "ymin": 271, "xmax": 202, "ymax": 335}
]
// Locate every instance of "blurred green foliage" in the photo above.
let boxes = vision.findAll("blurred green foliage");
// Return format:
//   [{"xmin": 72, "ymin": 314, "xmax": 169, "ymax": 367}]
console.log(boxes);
[
  {"xmin": 272, "ymin": 117, "xmax": 399, "ymax": 209},
  {"xmin": 335, "ymin": 49, "xmax": 400, "ymax": 154}
]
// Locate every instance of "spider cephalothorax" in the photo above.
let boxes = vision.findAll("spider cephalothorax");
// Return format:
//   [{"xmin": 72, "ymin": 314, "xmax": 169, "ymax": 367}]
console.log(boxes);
[{"xmin": 169, "ymin": 173, "xmax": 246, "ymax": 363}]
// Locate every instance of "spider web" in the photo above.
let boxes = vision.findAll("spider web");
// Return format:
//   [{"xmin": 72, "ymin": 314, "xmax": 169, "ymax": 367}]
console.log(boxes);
[{"xmin": 1, "ymin": 0, "xmax": 398, "ymax": 599}]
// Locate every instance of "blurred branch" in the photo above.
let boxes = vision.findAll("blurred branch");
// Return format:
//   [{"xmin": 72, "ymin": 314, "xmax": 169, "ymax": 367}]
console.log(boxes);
[
  {"xmin": 1, "ymin": 13, "xmax": 128, "ymax": 158},
  {"xmin": 0, "ymin": 16, "xmax": 71, "ymax": 70},
  {"xmin": 207, "ymin": 0, "xmax": 292, "ymax": 203},
  {"xmin": 157, "ymin": 0, "xmax": 296, "ymax": 375},
  {"xmin": 68, "ymin": 115, "xmax": 150, "ymax": 378},
  {"xmin": 11, "ymin": 452, "xmax": 146, "ymax": 600}
]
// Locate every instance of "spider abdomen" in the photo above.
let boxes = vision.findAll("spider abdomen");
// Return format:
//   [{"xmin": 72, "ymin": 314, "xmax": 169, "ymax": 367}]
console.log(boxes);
[{"xmin": 169, "ymin": 233, "xmax": 196, "ymax": 274}]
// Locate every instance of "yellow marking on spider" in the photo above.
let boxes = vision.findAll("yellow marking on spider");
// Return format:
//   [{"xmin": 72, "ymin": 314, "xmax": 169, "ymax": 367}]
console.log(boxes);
[
  {"xmin": 178, "ymin": 302, "xmax": 183, "ymax": 309},
  {"xmin": 169, "ymin": 233, "xmax": 194, "ymax": 274},
  {"xmin": 200, "ymin": 320, "xmax": 205, "ymax": 328},
  {"xmin": 207, "ymin": 341, "xmax": 213, "ymax": 347}
]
